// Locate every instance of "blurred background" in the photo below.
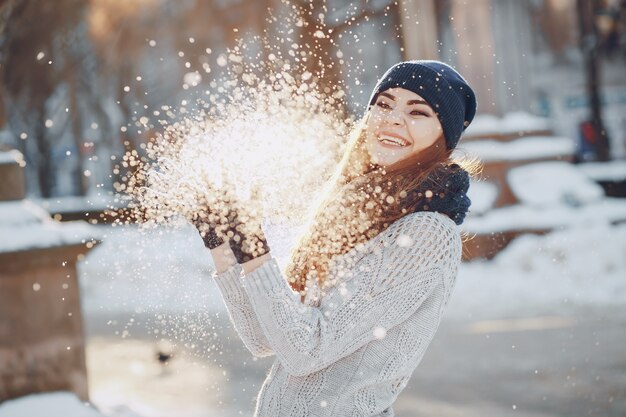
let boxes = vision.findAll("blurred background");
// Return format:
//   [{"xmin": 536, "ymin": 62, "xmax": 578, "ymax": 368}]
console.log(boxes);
[{"xmin": 1, "ymin": 0, "xmax": 625, "ymax": 416}]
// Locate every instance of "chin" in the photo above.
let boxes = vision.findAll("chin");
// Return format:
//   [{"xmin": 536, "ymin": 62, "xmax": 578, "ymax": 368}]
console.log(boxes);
[
  {"xmin": 366, "ymin": 138, "xmax": 412, "ymax": 166},
  {"xmin": 373, "ymin": 148, "xmax": 411, "ymax": 166},
  {"xmin": 371, "ymin": 155, "xmax": 403, "ymax": 167}
]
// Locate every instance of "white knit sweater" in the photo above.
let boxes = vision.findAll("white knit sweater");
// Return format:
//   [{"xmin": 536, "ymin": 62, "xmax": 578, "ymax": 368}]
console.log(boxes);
[{"xmin": 212, "ymin": 211, "xmax": 462, "ymax": 416}]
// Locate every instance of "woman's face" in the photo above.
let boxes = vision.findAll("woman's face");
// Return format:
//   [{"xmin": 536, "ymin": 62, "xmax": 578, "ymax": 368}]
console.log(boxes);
[{"xmin": 364, "ymin": 87, "xmax": 443, "ymax": 167}]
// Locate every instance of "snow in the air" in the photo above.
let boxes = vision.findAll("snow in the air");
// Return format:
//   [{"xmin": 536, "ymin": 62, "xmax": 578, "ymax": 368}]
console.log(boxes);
[{"xmin": 2, "ymin": 0, "xmax": 625, "ymax": 415}]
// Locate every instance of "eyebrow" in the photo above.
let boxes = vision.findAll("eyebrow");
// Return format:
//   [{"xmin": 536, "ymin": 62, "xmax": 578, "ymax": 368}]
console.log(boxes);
[{"xmin": 379, "ymin": 92, "xmax": 429, "ymax": 106}]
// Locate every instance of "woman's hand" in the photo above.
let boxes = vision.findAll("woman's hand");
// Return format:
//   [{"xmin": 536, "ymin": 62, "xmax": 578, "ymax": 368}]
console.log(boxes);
[
  {"xmin": 193, "ymin": 177, "xmax": 271, "ymax": 264},
  {"xmin": 226, "ymin": 187, "xmax": 271, "ymax": 264},
  {"xmin": 191, "ymin": 191, "xmax": 229, "ymax": 249}
]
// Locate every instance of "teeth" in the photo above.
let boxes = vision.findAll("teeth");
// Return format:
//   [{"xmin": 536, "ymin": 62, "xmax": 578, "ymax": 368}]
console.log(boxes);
[
  {"xmin": 380, "ymin": 139, "xmax": 402, "ymax": 147},
  {"xmin": 378, "ymin": 134, "xmax": 409, "ymax": 147}
]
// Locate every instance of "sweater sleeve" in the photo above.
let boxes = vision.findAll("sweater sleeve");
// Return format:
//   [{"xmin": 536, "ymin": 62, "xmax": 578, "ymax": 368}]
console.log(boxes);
[
  {"xmin": 212, "ymin": 263, "xmax": 275, "ymax": 358},
  {"xmin": 240, "ymin": 212, "xmax": 460, "ymax": 377}
]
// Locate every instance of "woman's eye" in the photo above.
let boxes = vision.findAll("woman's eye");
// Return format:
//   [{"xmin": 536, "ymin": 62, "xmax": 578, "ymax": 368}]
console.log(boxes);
[
  {"xmin": 376, "ymin": 101, "xmax": 391, "ymax": 109},
  {"xmin": 410, "ymin": 110, "xmax": 427, "ymax": 116}
]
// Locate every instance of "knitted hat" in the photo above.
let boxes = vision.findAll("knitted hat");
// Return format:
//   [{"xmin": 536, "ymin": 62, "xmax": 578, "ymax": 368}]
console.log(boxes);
[{"xmin": 368, "ymin": 60, "xmax": 477, "ymax": 150}]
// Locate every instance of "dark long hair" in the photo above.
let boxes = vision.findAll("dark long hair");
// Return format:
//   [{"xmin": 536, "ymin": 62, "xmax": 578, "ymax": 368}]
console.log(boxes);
[{"xmin": 284, "ymin": 113, "xmax": 480, "ymax": 296}]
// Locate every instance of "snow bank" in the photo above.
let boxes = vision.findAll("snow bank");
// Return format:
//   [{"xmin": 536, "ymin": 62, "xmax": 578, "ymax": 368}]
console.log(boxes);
[
  {"xmin": 0, "ymin": 200, "xmax": 100, "ymax": 254},
  {"xmin": 79, "ymin": 224, "xmax": 223, "ymax": 316},
  {"xmin": 79, "ymin": 220, "xmax": 303, "ymax": 317},
  {"xmin": 0, "ymin": 149, "xmax": 24, "ymax": 165},
  {"xmin": 34, "ymin": 193, "xmax": 129, "ymax": 214},
  {"xmin": 456, "ymin": 136, "xmax": 575, "ymax": 162},
  {"xmin": 467, "ymin": 180, "xmax": 498, "ymax": 215},
  {"xmin": 507, "ymin": 161, "xmax": 604, "ymax": 207},
  {"xmin": 462, "ymin": 198, "xmax": 626, "ymax": 233},
  {"xmin": 0, "ymin": 199, "xmax": 50, "ymax": 226},
  {"xmin": 0, "ymin": 392, "xmax": 105, "ymax": 417},
  {"xmin": 449, "ymin": 221, "xmax": 626, "ymax": 320},
  {"xmin": 577, "ymin": 160, "xmax": 626, "ymax": 181},
  {"xmin": 464, "ymin": 111, "xmax": 552, "ymax": 137},
  {"xmin": 78, "ymin": 206, "xmax": 626, "ymax": 325}
]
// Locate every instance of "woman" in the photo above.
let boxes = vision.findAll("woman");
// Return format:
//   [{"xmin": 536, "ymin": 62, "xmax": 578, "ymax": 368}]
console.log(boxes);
[{"xmin": 194, "ymin": 60, "xmax": 477, "ymax": 416}]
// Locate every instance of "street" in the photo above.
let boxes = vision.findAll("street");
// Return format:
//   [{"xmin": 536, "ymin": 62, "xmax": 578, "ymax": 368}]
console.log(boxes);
[{"xmin": 85, "ymin": 306, "xmax": 626, "ymax": 417}]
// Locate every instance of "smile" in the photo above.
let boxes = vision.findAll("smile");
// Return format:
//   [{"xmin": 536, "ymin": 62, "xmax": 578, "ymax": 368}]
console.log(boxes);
[{"xmin": 377, "ymin": 133, "xmax": 410, "ymax": 147}]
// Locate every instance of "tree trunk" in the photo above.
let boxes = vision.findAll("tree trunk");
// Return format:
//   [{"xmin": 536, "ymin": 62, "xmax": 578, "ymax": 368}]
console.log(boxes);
[
  {"xmin": 69, "ymin": 78, "xmax": 87, "ymax": 196},
  {"xmin": 34, "ymin": 112, "xmax": 53, "ymax": 198}
]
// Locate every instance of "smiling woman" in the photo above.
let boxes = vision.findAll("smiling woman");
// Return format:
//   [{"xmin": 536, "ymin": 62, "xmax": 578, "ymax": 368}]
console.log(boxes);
[
  {"xmin": 194, "ymin": 60, "xmax": 480, "ymax": 416},
  {"xmin": 365, "ymin": 88, "xmax": 444, "ymax": 166}
]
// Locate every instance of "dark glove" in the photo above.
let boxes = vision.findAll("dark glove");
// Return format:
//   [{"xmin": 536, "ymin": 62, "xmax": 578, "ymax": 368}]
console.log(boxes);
[
  {"xmin": 226, "ymin": 206, "xmax": 270, "ymax": 264},
  {"xmin": 226, "ymin": 186, "xmax": 270, "ymax": 263},
  {"xmin": 193, "ymin": 187, "xmax": 270, "ymax": 263},
  {"xmin": 191, "ymin": 195, "xmax": 227, "ymax": 249}
]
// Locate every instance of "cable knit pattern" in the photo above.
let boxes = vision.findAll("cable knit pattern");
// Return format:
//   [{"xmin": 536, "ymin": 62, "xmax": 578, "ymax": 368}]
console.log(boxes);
[
  {"xmin": 212, "ymin": 211, "xmax": 461, "ymax": 416},
  {"xmin": 212, "ymin": 264, "xmax": 274, "ymax": 357}
]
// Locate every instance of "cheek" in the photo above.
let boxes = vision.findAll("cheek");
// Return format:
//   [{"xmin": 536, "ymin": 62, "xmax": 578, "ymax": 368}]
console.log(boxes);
[
  {"xmin": 367, "ymin": 110, "xmax": 384, "ymax": 128},
  {"xmin": 365, "ymin": 113, "xmax": 382, "ymax": 138},
  {"xmin": 407, "ymin": 119, "xmax": 442, "ymax": 145}
]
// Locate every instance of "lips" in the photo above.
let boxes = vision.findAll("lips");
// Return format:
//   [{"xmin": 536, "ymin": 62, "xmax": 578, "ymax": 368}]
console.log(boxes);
[{"xmin": 376, "ymin": 132, "xmax": 411, "ymax": 147}]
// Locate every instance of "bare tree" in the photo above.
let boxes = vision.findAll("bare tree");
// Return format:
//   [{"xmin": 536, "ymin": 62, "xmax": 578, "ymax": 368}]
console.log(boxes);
[{"xmin": 0, "ymin": 0, "xmax": 94, "ymax": 196}]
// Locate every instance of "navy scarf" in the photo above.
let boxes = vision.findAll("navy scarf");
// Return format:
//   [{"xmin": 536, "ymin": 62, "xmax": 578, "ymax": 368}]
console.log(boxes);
[{"xmin": 407, "ymin": 163, "xmax": 471, "ymax": 225}]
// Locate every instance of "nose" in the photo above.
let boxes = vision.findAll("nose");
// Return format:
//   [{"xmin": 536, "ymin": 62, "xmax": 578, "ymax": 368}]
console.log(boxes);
[{"xmin": 383, "ymin": 107, "xmax": 404, "ymax": 126}]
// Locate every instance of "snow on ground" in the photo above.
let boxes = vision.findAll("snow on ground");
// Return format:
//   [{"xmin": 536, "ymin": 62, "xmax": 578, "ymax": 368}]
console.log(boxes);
[
  {"xmin": 8, "ymin": 219, "xmax": 625, "ymax": 417},
  {"xmin": 0, "ymin": 392, "xmax": 109, "ymax": 417},
  {"xmin": 456, "ymin": 136, "xmax": 575, "ymax": 162},
  {"xmin": 467, "ymin": 180, "xmax": 498, "ymax": 215},
  {"xmin": 78, "ymin": 224, "xmax": 221, "ymax": 317},
  {"xmin": 0, "ymin": 149, "xmax": 25, "ymax": 165},
  {"xmin": 78, "ymin": 220, "xmax": 301, "ymax": 317},
  {"xmin": 463, "ymin": 111, "xmax": 552, "ymax": 137},
  {"xmin": 462, "ymin": 198, "xmax": 626, "ymax": 233},
  {"xmin": 577, "ymin": 159, "xmax": 626, "ymax": 181},
  {"xmin": 450, "ymin": 221, "xmax": 626, "ymax": 320},
  {"xmin": 79, "ymin": 216, "xmax": 626, "ymax": 324},
  {"xmin": 463, "ymin": 160, "xmax": 626, "ymax": 234},
  {"xmin": 507, "ymin": 161, "xmax": 605, "ymax": 207},
  {"xmin": 33, "ymin": 193, "xmax": 130, "ymax": 214}
]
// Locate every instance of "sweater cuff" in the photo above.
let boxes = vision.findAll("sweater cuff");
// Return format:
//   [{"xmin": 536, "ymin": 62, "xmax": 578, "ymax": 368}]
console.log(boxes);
[
  {"xmin": 241, "ymin": 258, "xmax": 300, "ymax": 301},
  {"xmin": 212, "ymin": 263, "xmax": 245, "ymax": 294}
]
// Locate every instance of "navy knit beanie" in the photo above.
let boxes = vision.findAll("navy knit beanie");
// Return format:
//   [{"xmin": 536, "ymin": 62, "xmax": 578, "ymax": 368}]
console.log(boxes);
[{"xmin": 368, "ymin": 60, "xmax": 477, "ymax": 150}]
